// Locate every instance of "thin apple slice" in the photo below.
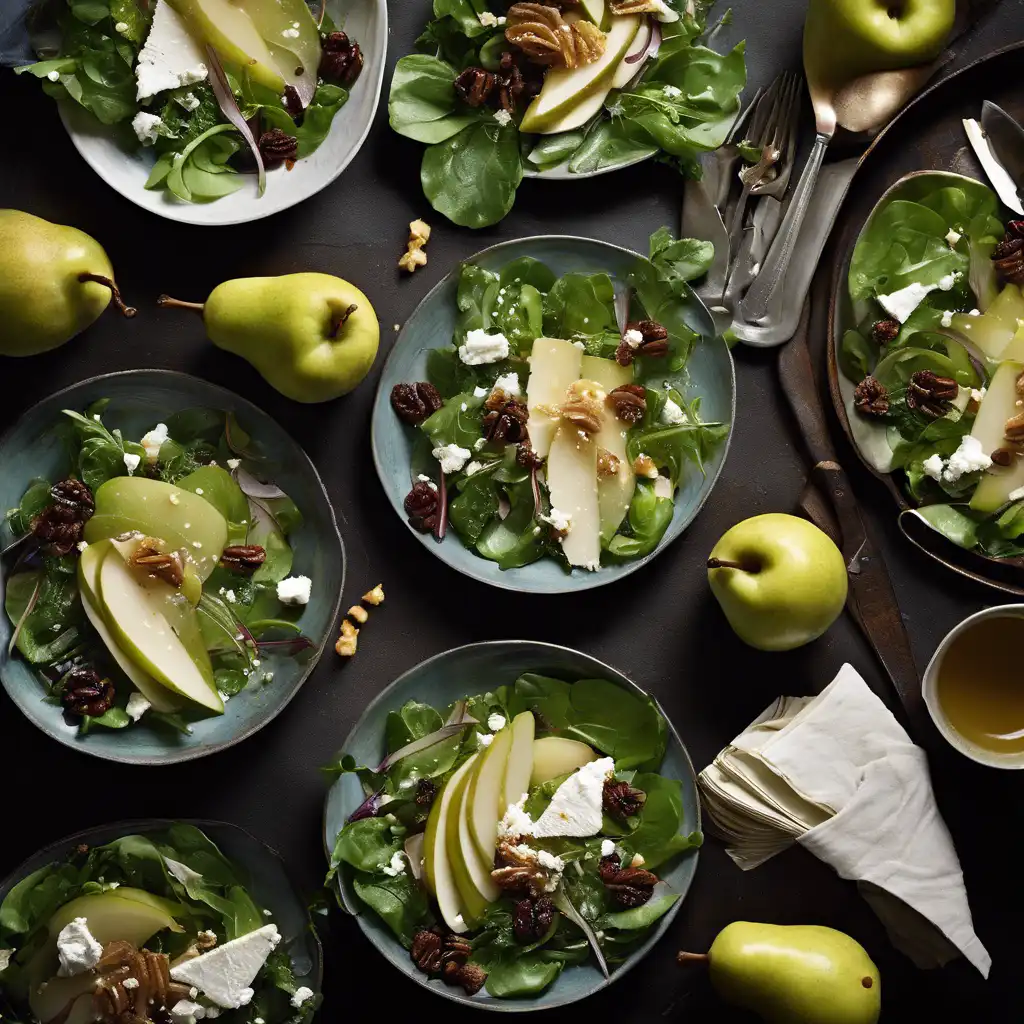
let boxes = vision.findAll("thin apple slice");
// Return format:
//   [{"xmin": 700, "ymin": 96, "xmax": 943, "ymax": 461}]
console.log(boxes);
[
  {"xmin": 78, "ymin": 543, "xmax": 180, "ymax": 713},
  {"xmin": 98, "ymin": 551, "xmax": 222, "ymax": 713},
  {"xmin": 447, "ymin": 758, "xmax": 501, "ymax": 924},
  {"xmin": 423, "ymin": 757, "xmax": 475, "ymax": 933},
  {"xmin": 468, "ymin": 725, "xmax": 513, "ymax": 861},
  {"xmin": 970, "ymin": 361, "xmax": 1024, "ymax": 512},
  {"xmin": 530, "ymin": 736, "xmax": 598, "ymax": 787},
  {"xmin": 526, "ymin": 337, "xmax": 583, "ymax": 457},
  {"xmin": 548, "ymin": 418, "xmax": 601, "ymax": 569},
  {"xmin": 502, "ymin": 712, "xmax": 536, "ymax": 811}
]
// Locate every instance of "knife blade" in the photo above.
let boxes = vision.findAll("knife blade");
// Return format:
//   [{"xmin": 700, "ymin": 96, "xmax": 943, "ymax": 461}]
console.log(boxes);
[
  {"xmin": 779, "ymin": 300, "xmax": 930, "ymax": 738},
  {"xmin": 964, "ymin": 112, "xmax": 1024, "ymax": 215},
  {"xmin": 981, "ymin": 100, "xmax": 1024, "ymax": 191}
]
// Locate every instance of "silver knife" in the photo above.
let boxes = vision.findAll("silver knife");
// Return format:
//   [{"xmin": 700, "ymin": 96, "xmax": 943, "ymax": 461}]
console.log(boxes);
[{"xmin": 964, "ymin": 103, "xmax": 1024, "ymax": 215}]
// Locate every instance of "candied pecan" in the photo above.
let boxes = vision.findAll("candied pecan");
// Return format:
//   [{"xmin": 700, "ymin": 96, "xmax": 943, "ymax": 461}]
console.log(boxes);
[
  {"xmin": 608, "ymin": 383, "xmax": 647, "ymax": 424},
  {"xmin": 415, "ymin": 778, "xmax": 438, "ymax": 806},
  {"xmin": 626, "ymin": 319, "xmax": 669, "ymax": 345},
  {"xmin": 443, "ymin": 934, "xmax": 472, "ymax": 965},
  {"xmin": 597, "ymin": 449, "xmax": 621, "ymax": 477},
  {"xmin": 129, "ymin": 538, "xmax": 184, "ymax": 588},
  {"xmin": 1005, "ymin": 411, "xmax": 1024, "ymax": 442},
  {"xmin": 598, "ymin": 853, "xmax": 621, "ymax": 883},
  {"xmin": 404, "ymin": 480, "xmax": 440, "ymax": 533},
  {"xmin": 516, "ymin": 440, "xmax": 544, "ymax": 469},
  {"xmin": 906, "ymin": 370, "xmax": 958, "ymax": 419},
  {"xmin": 605, "ymin": 866, "xmax": 659, "ymax": 908},
  {"xmin": 258, "ymin": 128, "xmax": 298, "ymax": 166},
  {"xmin": 603, "ymin": 778, "xmax": 647, "ymax": 821},
  {"xmin": 496, "ymin": 51, "xmax": 524, "ymax": 112},
  {"xmin": 220, "ymin": 544, "xmax": 267, "ymax": 575},
  {"xmin": 51, "ymin": 478, "xmax": 95, "ymax": 518},
  {"xmin": 616, "ymin": 320, "xmax": 670, "ymax": 365},
  {"xmin": 391, "ymin": 381, "xmax": 444, "ymax": 426},
  {"xmin": 492, "ymin": 839, "xmax": 554, "ymax": 897},
  {"xmin": 449, "ymin": 962, "xmax": 488, "ymax": 996},
  {"xmin": 992, "ymin": 233, "xmax": 1024, "ymax": 286},
  {"xmin": 484, "ymin": 398, "xmax": 529, "ymax": 443},
  {"xmin": 561, "ymin": 382, "xmax": 604, "ymax": 435},
  {"xmin": 320, "ymin": 31, "xmax": 363, "ymax": 86},
  {"xmin": 61, "ymin": 667, "xmax": 115, "ymax": 717},
  {"xmin": 411, "ymin": 928, "xmax": 445, "ymax": 974},
  {"xmin": 505, "ymin": 3, "xmax": 605, "ymax": 68},
  {"xmin": 513, "ymin": 896, "xmax": 555, "ymax": 943},
  {"xmin": 853, "ymin": 376, "xmax": 889, "ymax": 418},
  {"xmin": 454, "ymin": 66, "xmax": 497, "ymax": 107},
  {"xmin": 871, "ymin": 318, "xmax": 900, "ymax": 345},
  {"xmin": 31, "ymin": 504, "xmax": 83, "ymax": 556},
  {"xmin": 991, "ymin": 447, "xmax": 1016, "ymax": 467}
]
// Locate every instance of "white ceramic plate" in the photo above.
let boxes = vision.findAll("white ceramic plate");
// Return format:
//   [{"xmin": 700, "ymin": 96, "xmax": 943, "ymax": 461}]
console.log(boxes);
[{"xmin": 58, "ymin": 0, "xmax": 387, "ymax": 226}]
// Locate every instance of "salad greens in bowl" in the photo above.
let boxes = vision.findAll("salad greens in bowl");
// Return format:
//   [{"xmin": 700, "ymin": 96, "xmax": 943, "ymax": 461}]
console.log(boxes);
[
  {"xmin": 0, "ymin": 819, "xmax": 321, "ymax": 1024},
  {"xmin": 0, "ymin": 370, "xmax": 343, "ymax": 764},
  {"xmin": 389, "ymin": 0, "xmax": 745, "ymax": 227},
  {"xmin": 372, "ymin": 231, "xmax": 734, "ymax": 594},
  {"xmin": 15, "ymin": 0, "xmax": 387, "ymax": 224},
  {"xmin": 323, "ymin": 640, "xmax": 701, "ymax": 1009},
  {"xmin": 833, "ymin": 171, "xmax": 1024, "ymax": 569}
]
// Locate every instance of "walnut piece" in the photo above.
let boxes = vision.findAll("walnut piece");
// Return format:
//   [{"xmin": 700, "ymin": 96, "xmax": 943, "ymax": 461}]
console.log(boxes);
[
  {"xmin": 363, "ymin": 584, "xmax": 385, "ymax": 605},
  {"xmin": 335, "ymin": 618, "xmax": 359, "ymax": 657},
  {"xmin": 561, "ymin": 380, "xmax": 606, "ymax": 436},
  {"xmin": 399, "ymin": 219, "xmax": 432, "ymax": 273},
  {"xmin": 505, "ymin": 3, "xmax": 606, "ymax": 69}
]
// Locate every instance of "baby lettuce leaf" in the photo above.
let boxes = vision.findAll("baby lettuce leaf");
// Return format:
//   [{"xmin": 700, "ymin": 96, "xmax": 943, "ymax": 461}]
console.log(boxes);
[
  {"xmin": 330, "ymin": 819, "xmax": 401, "ymax": 874},
  {"xmin": 598, "ymin": 891, "xmax": 680, "ymax": 932},
  {"xmin": 606, "ymin": 480, "xmax": 674, "ymax": 560},
  {"xmin": 351, "ymin": 872, "xmax": 430, "ymax": 949},
  {"xmin": 421, "ymin": 121, "xmax": 523, "ymax": 229},
  {"xmin": 260, "ymin": 83, "xmax": 349, "ymax": 158},
  {"xmin": 4, "ymin": 566, "xmax": 84, "ymax": 664},
  {"xmin": 481, "ymin": 953, "xmax": 563, "ymax": 997},
  {"xmin": 542, "ymin": 273, "xmax": 617, "ymax": 339},
  {"xmin": 624, "ymin": 773, "xmax": 702, "ymax": 869},
  {"xmin": 648, "ymin": 227, "xmax": 714, "ymax": 295},
  {"xmin": 476, "ymin": 478, "xmax": 549, "ymax": 570},
  {"xmin": 389, "ymin": 55, "xmax": 479, "ymax": 144},
  {"xmin": 386, "ymin": 700, "xmax": 445, "ymax": 752},
  {"xmin": 567, "ymin": 117, "xmax": 660, "ymax": 175},
  {"xmin": 420, "ymin": 393, "xmax": 484, "ymax": 449},
  {"xmin": 628, "ymin": 416, "xmax": 728, "ymax": 486},
  {"xmin": 450, "ymin": 472, "xmax": 500, "ymax": 544},
  {"xmin": 910, "ymin": 505, "xmax": 980, "ymax": 551},
  {"xmin": 6, "ymin": 478, "xmax": 53, "ymax": 537}
]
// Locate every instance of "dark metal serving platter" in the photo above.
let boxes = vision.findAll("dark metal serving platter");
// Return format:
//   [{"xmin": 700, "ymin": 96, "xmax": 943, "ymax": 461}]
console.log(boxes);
[{"xmin": 825, "ymin": 41, "xmax": 1024, "ymax": 598}]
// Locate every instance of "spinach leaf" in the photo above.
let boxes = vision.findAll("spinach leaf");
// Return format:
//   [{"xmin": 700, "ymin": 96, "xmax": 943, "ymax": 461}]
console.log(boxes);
[
  {"xmin": 63, "ymin": 409, "xmax": 144, "ymax": 491},
  {"xmin": 386, "ymin": 700, "xmax": 444, "ymax": 752},
  {"xmin": 481, "ymin": 953, "xmax": 563, "ymax": 997},
  {"xmin": 598, "ymin": 891, "xmax": 679, "ymax": 931},
  {"xmin": 389, "ymin": 55, "xmax": 479, "ymax": 144},
  {"xmin": 260, "ymin": 83, "xmax": 349, "ymax": 158},
  {"xmin": 839, "ymin": 328, "xmax": 878, "ymax": 382},
  {"xmin": 625, "ymin": 773, "xmax": 702, "ymax": 869},
  {"xmin": 432, "ymin": 0, "xmax": 493, "ymax": 38},
  {"xmin": 500, "ymin": 258, "xmax": 557, "ymax": 292},
  {"xmin": 420, "ymin": 394, "xmax": 484, "ymax": 449},
  {"xmin": 527, "ymin": 130, "xmax": 588, "ymax": 171},
  {"xmin": 6, "ymin": 478, "xmax": 53, "ymax": 537},
  {"xmin": 351, "ymin": 872, "xmax": 430, "ymax": 948},
  {"xmin": 421, "ymin": 121, "xmax": 523, "ymax": 229},
  {"xmin": 543, "ymin": 272, "xmax": 616, "ymax": 339},
  {"xmin": 567, "ymin": 117, "xmax": 659, "ymax": 175},
  {"xmin": 330, "ymin": 819, "xmax": 401, "ymax": 874},
  {"xmin": 450, "ymin": 472, "xmax": 500, "ymax": 543},
  {"xmin": 648, "ymin": 227, "xmax": 714, "ymax": 294},
  {"xmin": 475, "ymin": 478, "xmax": 547, "ymax": 569},
  {"xmin": 910, "ymin": 505, "xmax": 981, "ymax": 551},
  {"xmin": 4, "ymin": 567, "xmax": 84, "ymax": 664},
  {"xmin": 627, "ymin": 256, "xmax": 700, "ymax": 365}
]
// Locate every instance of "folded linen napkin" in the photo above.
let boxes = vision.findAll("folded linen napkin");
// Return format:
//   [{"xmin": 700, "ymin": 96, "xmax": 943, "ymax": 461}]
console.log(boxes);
[{"xmin": 698, "ymin": 663, "xmax": 991, "ymax": 978}]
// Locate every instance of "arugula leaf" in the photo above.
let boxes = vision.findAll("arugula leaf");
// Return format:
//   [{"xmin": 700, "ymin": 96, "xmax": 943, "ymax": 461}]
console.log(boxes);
[{"xmin": 628, "ymin": 416, "xmax": 728, "ymax": 486}]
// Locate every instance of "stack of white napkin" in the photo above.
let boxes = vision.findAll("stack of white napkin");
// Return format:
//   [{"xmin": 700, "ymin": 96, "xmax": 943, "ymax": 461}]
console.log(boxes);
[{"xmin": 699, "ymin": 663, "xmax": 991, "ymax": 978}]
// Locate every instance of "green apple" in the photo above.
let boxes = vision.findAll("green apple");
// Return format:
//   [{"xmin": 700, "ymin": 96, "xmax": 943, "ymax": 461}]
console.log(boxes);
[
  {"xmin": 78, "ymin": 542, "xmax": 181, "ymax": 713},
  {"xmin": 970, "ymin": 361, "xmax": 1024, "ymax": 512},
  {"xmin": 446, "ymin": 757, "xmax": 501, "ymax": 925},
  {"xmin": 97, "ymin": 548, "xmax": 222, "ymax": 712},
  {"xmin": 423, "ymin": 758, "xmax": 474, "ymax": 933},
  {"xmin": 530, "ymin": 736, "xmax": 598, "ymax": 787},
  {"xmin": 804, "ymin": 0, "xmax": 955, "ymax": 97},
  {"xmin": 707, "ymin": 514, "xmax": 848, "ymax": 651},
  {"xmin": 520, "ymin": 15, "xmax": 641, "ymax": 134},
  {"xmin": 502, "ymin": 712, "xmax": 536, "ymax": 810},
  {"xmin": 467, "ymin": 725, "xmax": 513, "ymax": 860}
]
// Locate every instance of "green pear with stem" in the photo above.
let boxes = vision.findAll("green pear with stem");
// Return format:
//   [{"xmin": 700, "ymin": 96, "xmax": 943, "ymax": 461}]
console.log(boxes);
[
  {"xmin": 0, "ymin": 210, "xmax": 135, "ymax": 356},
  {"xmin": 158, "ymin": 273, "xmax": 380, "ymax": 403},
  {"xmin": 679, "ymin": 922, "xmax": 881, "ymax": 1024}
]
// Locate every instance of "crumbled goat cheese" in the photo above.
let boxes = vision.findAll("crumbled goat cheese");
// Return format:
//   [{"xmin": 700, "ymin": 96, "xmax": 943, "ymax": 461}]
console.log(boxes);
[
  {"xmin": 131, "ymin": 111, "xmax": 164, "ymax": 146},
  {"xmin": 432, "ymin": 443, "xmax": 472, "ymax": 474},
  {"xmin": 176, "ymin": 91, "xmax": 201, "ymax": 111},
  {"xmin": 114, "ymin": 21, "xmax": 129, "ymax": 32},
  {"xmin": 122, "ymin": 977, "xmax": 140, "ymax": 989},
  {"xmin": 946, "ymin": 229, "xmax": 962, "ymax": 247},
  {"xmin": 291, "ymin": 988, "xmax": 315, "ymax": 1009},
  {"xmin": 478, "ymin": 10, "xmax": 498, "ymax": 25},
  {"xmin": 169, "ymin": 925, "xmax": 280, "ymax": 1009},
  {"xmin": 942, "ymin": 435, "xmax": 992, "ymax": 483},
  {"xmin": 877, "ymin": 281, "xmax": 939, "ymax": 323},
  {"xmin": 473, "ymin": 386, "xmax": 489, "ymax": 398},
  {"xmin": 487, "ymin": 712, "xmax": 507, "ymax": 731},
  {"xmin": 660, "ymin": 397, "xmax": 686, "ymax": 425},
  {"xmin": 623, "ymin": 328, "xmax": 644, "ymax": 348},
  {"xmin": 493, "ymin": 372, "xmax": 521, "ymax": 395},
  {"xmin": 276, "ymin": 575, "xmax": 312, "ymax": 606},
  {"xmin": 498, "ymin": 795, "xmax": 534, "ymax": 837},
  {"xmin": 458, "ymin": 329, "xmax": 509, "ymax": 365},
  {"xmin": 477, "ymin": 732, "xmax": 495, "ymax": 748},
  {"xmin": 416, "ymin": 474, "xmax": 438, "ymax": 491},
  {"xmin": 465, "ymin": 461, "xmax": 484, "ymax": 476},
  {"xmin": 141, "ymin": 422, "xmax": 169, "ymax": 462},
  {"xmin": 381, "ymin": 852, "xmax": 407, "ymax": 877},
  {"xmin": 940, "ymin": 310, "xmax": 954, "ymax": 328},
  {"xmin": 539, "ymin": 508, "xmax": 572, "ymax": 534},
  {"xmin": 971, "ymin": 388, "xmax": 987, "ymax": 403},
  {"xmin": 126, "ymin": 693, "xmax": 151, "ymax": 722},
  {"xmin": 123, "ymin": 452, "xmax": 141, "ymax": 474},
  {"xmin": 227, "ymin": 458, "xmax": 241, "ymax": 469},
  {"xmin": 136, "ymin": 1, "xmax": 208, "ymax": 101},
  {"xmin": 600, "ymin": 839, "xmax": 616, "ymax": 857},
  {"xmin": 170, "ymin": 1000, "xmax": 205, "ymax": 1024},
  {"xmin": 936, "ymin": 272, "xmax": 957, "ymax": 291},
  {"xmin": 56, "ymin": 918, "xmax": 103, "ymax": 977},
  {"xmin": 663, "ymin": 85, "xmax": 682, "ymax": 98},
  {"xmin": 494, "ymin": 108, "xmax": 512, "ymax": 126},
  {"xmin": 922, "ymin": 454, "xmax": 945, "ymax": 482}
]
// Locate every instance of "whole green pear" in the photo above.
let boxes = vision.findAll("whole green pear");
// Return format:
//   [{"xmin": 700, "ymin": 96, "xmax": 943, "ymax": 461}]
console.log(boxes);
[
  {"xmin": 687, "ymin": 922, "xmax": 881, "ymax": 1024},
  {"xmin": 0, "ymin": 210, "xmax": 135, "ymax": 356},
  {"xmin": 159, "ymin": 272, "xmax": 380, "ymax": 403}
]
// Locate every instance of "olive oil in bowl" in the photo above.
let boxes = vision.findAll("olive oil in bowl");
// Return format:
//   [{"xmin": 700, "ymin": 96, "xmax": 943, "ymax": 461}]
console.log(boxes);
[{"xmin": 924, "ymin": 608, "xmax": 1024, "ymax": 767}]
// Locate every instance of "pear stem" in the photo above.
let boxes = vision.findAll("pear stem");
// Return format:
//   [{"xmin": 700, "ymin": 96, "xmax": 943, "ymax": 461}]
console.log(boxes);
[
  {"xmin": 330, "ymin": 303, "xmax": 358, "ymax": 338},
  {"xmin": 707, "ymin": 557, "xmax": 759, "ymax": 573},
  {"xmin": 78, "ymin": 273, "xmax": 136, "ymax": 318},
  {"xmin": 676, "ymin": 951, "xmax": 709, "ymax": 965},
  {"xmin": 156, "ymin": 295, "xmax": 205, "ymax": 314}
]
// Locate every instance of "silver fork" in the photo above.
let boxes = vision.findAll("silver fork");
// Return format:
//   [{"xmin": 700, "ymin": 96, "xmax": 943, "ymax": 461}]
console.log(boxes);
[
  {"xmin": 751, "ymin": 74, "xmax": 801, "ymax": 199},
  {"xmin": 725, "ymin": 73, "xmax": 801, "ymax": 257}
]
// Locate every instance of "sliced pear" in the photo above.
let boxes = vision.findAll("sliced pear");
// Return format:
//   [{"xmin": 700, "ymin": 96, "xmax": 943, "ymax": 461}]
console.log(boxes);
[
  {"xmin": 610, "ymin": 18, "xmax": 652, "ymax": 89},
  {"xmin": 526, "ymin": 337, "xmax": 583, "ymax": 457},
  {"xmin": 949, "ymin": 285, "xmax": 1024, "ymax": 360},
  {"xmin": 423, "ymin": 757, "xmax": 475, "ymax": 933},
  {"xmin": 502, "ymin": 712, "xmax": 536, "ymax": 811},
  {"xmin": 548, "ymin": 415, "xmax": 601, "ymax": 569},
  {"xmin": 30, "ymin": 976, "xmax": 98, "ymax": 1024},
  {"xmin": 537, "ymin": 79, "xmax": 609, "ymax": 135},
  {"xmin": 581, "ymin": 355, "xmax": 636, "ymax": 541},
  {"xmin": 467, "ymin": 726, "xmax": 513, "ymax": 861},
  {"xmin": 1001, "ymin": 323, "xmax": 1024, "ymax": 363},
  {"xmin": 78, "ymin": 543, "xmax": 180, "ymax": 713},
  {"xmin": 579, "ymin": 0, "xmax": 606, "ymax": 26},
  {"xmin": 970, "ymin": 361, "xmax": 1024, "ymax": 512},
  {"xmin": 530, "ymin": 736, "xmax": 598, "ymax": 787},
  {"xmin": 520, "ymin": 15, "xmax": 641, "ymax": 133},
  {"xmin": 85, "ymin": 477, "xmax": 228, "ymax": 581},
  {"xmin": 446, "ymin": 758, "xmax": 501, "ymax": 925},
  {"xmin": 49, "ymin": 889, "xmax": 184, "ymax": 940},
  {"xmin": 98, "ymin": 551, "xmax": 222, "ymax": 713}
]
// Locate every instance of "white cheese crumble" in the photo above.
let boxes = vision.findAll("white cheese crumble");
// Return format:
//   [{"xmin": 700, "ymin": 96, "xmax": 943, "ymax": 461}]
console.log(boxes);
[
  {"xmin": 663, "ymin": 84, "xmax": 682, "ymax": 98},
  {"xmin": 478, "ymin": 10, "xmax": 498, "ymax": 25},
  {"xmin": 936, "ymin": 272, "xmax": 957, "ymax": 291},
  {"xmin": 539, "ymin": 508, "xmax": 572, "ymax": 534},
  {"xmin": 498, "ymin": 795, "xmax": 534, "ymax": 837},
  {"xmin": 114, "ymin": 21, "xmax": 129, "ymax": 33},
  {"xmin": 653, "ymin": 475, "xmax": 673, "ymax": 500},
  {"xmin": 922, "ymin": 454, "xmax": 945, "ymax": 482},
  {"xmin": 473, "ymin": 386, "xmax": 489, "ymax": 398},
  {"xmin": 940, "ymin": 310, "xmax": 954, "ymax": 328},
  {"xmin": 572, "ymin": 340, "xmax": 586, "ymax": 350},
  {"xmin": 131, "ymin": 111, "xmax": 165, "ymax": 146},
  {"xmin": 600, "ymin": 839, "xmax": 616, "ymax": 857},
  {"xmin": 465, "ymin": 461, "xmax": 483, "ymax": 476},
  {"xmin": 432, "ymin": 443, "xmax": 471, "ymax": 474},
  {"xmin": 76, "ymin": 540, "xmax": 89, "ymax": 552},
  {"xmin": 458, "ymin": 329, "xmax": 509, "ymax": 365},
  {"xmin": 494, "ymin": 108, "xmax": 512, "ymax": 127},
  {"xmin": 877, "ymin": 281, "xmax": 936, "ymax": 323},
  {"xmin": 227, "ymin": 458, "xmax": 241, "ymax": 470},
  {"xmin": 942, "ymin": 435, "xmax": 992, "ymax": 483},
  {"xmin": 126, "ymin": 692, "xmax": 151, "ymax": 722},
  {"xmin": 493, "ymin": 372, "xmax": 521, "ymax": 395},
  {"xmin": 170, "ymin": 999, "xmax": 206, "ymax": 1024},
  {"xmin": 623, "ymin": 328, "xmax": 644, "ymax": 348},
  {"xmin": 970, "ymin": 387, "xmax": 987, "ymax": 403},
  {"xmin": 945, "ymin": 228, "xmax": 962, "ymax": 247},
  {"xmin": 291, "ymin": 987, "xmax": 315, "ymax": 1008},
  {"xmin": 136, "ymin": 0, "xmax": 208, "ymax": 101},
  {"xmin": 660, "ymin": 397, "xmax": 686, "ymax": 425},
  {"xmin": 416, "ymin": 474, "xmax": 438, "ymax": 491},
  {"xmin": 123, "ymin": 452, "xmax": 141, "ymax": 474},
  {"xmin": 477, "ymin": 732, "xmax": 495, "ymax": 748},
  {"xmin": 169, "ymin": 924, "xmax": 281, "ymax": 1009},
  {"xmin": 122, "ymin": 977, "xmax": 140, "ymax": 989},
  {"xmin": 381, "ymin": 852, "xmax": 407, "ymax": 877},
  {"xmin": 141, "ymin": 422, "xmax": 169, "ymax": 462},
  {"xmin": 219, "ymin": 588, "xmax": 237, "ymax": 604},
  {"xmin": 487, "ymin": 712, "xmax": 507, "ymax": 731},
  {"xmin": 169, "ymin": 492, "xmax": 180, "ymax": 505},
  {"xmin": 277, "ymin": 575, "xmax": 312, "ymax": 606},
  {"xmin": 56, "ymin": 918, "xmax": 103, "ymax": 977},
  {"xmin": 1009, "ymin": 485, "xmax": 1024, "ymax": 502},
  {"xmin": 530, "ymin": 757, "xmax": 615, "ymax": 837}
]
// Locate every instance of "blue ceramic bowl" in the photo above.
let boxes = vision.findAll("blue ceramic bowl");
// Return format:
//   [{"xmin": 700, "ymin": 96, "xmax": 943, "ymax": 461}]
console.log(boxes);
[
  {"xmin": 323, "ymin": 640, "xmax": 701, "ymax": 1012},
  {"xmin": 371, "ymin": 235, "xmax": 735, "ymax": 594},
  {"xmin": 0, "ymin": 819, "xmax": 322, "ymax": 1011},
  {"xmin": 0, "ymin": 370, "xmax": 344, "ymax": 765}
]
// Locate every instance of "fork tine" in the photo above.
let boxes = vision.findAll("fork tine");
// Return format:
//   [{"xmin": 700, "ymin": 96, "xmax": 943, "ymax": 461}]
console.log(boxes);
[{"xmin": 747, "ymin": 75, "xmax": 784, "ymax": 146}]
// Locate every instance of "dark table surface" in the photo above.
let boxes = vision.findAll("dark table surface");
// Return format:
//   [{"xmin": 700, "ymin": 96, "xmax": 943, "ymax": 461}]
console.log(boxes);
[{"xmin": 2, "ymin": 0, "xmax": 1023, "ymax": 1020}]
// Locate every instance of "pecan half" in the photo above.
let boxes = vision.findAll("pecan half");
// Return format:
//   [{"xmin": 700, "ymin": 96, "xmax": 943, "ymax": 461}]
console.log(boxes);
[
  {"xmin": 391, "ymin": 381, "xmax": 444, "ymax": 426},
  {"xmin": 61, "ymin": 667, "xmax": 115, "ymax": 718},
  {"xmin": 454, "ymin": 66, "xmax": 497, "ymax": 107},
  {"xmin": 513, "ymin": 896, "xmax": 556, "ymax": 943},
  {"xmin": 871, "ymin": 318, "xmax": 900, "ymax": 345},
  {"xmin": 51, "ymin": 478, "xmax": 95, "ymax": 518},
  {"xmin": 603, "ymin": 778, "xmax": 647, "ymax": 820},
  {"xmin": 128, "ymin": 537, "xmax": 184, "ymax": 588},
  {"xmin": 404, "ymin": 480, "xmax": 440, "ymax": 534},
  {"xmin": 447, "ymin": 961, "xmax": 488, "ymax": 996},
  {"xmin": 258, "ymin": 128, "xmax": 297, "ymax": 166},
  {"xmin": 598, "ymin": 853, "xmax": 658, "ymax": 908},
  {"xmin": 220, "ymin": 544, "xmax": 267, "ymax": 576},
  {"xmin": 906, "ymin": 370, "xmax": 958, "ymax": 419},
  {"xmin": 320, "ymin": 31, "xmax": 363, "ymax": 86},
  {"xmin": 853, "ymin": 376, "xmax": 889, "ymax": 418},
  {"xmin": 615, "ymin": 320, "xmax": 670, "ymax": 366},
  {"xmin": 484, "ymin": 398, "xmax": 529, "ymax": 443},
  {"xmin": 1005, "ymin": 411, "xmax": 1024, "ymax": 443},
  {"xmin": 992, "ymin": 233, "xmax": 1024, "ymax": 286},
  {"xmin": 411, "ymin": 928, "xmax": 445, "ymax": 974},
  {"xmin": 492, "ymin": 840, "xmax": 556, "ymax": 897},
  {"xmin": 505, "ymin": 3, "xmax": 606, "ymax": 68},
  {"xmin": 608, "ymin": 383, "xmax": 647, "ymax": 424}
]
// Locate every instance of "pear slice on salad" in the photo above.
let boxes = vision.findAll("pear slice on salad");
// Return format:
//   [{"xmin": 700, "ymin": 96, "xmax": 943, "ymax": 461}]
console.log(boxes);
[
  {"xmin": 446, "ymin": 756, "xmax": 501, "ymax": 924},
  {"xmin": 98, "ymin": 546, "xmax": 223, "ymax": 713},
  {"xmin": 530, "ymin": 736, "xmax": 599, "ymax": 787},
  {"xmin": 581, "ymin": 354, "xmax": 637, "ymax": 542},
  {"xmin": 78, "ymin": 542, "xmax": 181, "ymax": 714},
  {"xmin": 949, "ymin": 284, "xmax": 1024, "ymax": 361},
  {"xmin": 579, "ymin": 0, "xmax": 607, "ymax": 28},
  {"xmin": 520, "ymin": 15, "xmax": 641, "ymax": 133},
  {"xmin": 970, "ymin": 361, "xmax": 1024, "ymax": 513},
  {"xmin": 547, "ymin": 416, "xmax": 602, "ymax": 570},
  {"xmin": 502, "ymin": 711, "xmax": 537, "ymax": 810},
  {"xmin": 423, "ymin": 756, "xmax": 474, "ymax": 933},
  {"xmin": 527, "ymin": 337, "xmax": 583, "ymax": 457},
  {"xmin": 467, "ymin": 723, "xmax": 513, "ymax": 861},
  {"xmin": 1000, "ymin": 322, "xmax": 1024, "ymax": 363}
]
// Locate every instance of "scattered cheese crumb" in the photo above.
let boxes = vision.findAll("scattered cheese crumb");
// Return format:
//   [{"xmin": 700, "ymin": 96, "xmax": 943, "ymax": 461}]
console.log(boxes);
[
  {"xmin": 291, "ymin": 987, "xmax": 315, "ymax": 1009},
  {"xmin": 945, "ymin": 228, "xmax": 962, "ymax": 247},
  {"xmin": 227, "ymin": 458, "xmax": 241, "ymax": 469},
  {"xmin": 458, "ymin": 329, "xmax": 509, "ymax": 365},
  {"xmin": 122, "ymin": 977, "xmax": 140, "ymax": 990},
  {"xmin": 277, "ymin": 575, "xmax": 312, "ymax": 605},
  {"xmin": 123, "ymin": 452, "xmax": 141, "ymax": 475},
  {"xmin": 940, "ymin": 310, "xmax": 954, "ymax": 328},
  {"xmin": 126, "ymin": 693, "xmax": 151, "ymax": 722},
  {"xmin": 487, "ymin": 712, "xmax": 507, "ymax": 731},
  {"xmin": 399, "ymin": 219, "xmax": 431, "ymax": 273},
  {"xmin": 478, "ymin": 10, "xmax": 498, "ymax": 25},
  {"xmin": 539, "ymin": 508, "xmax": 572, "ymax": 535},
  {"xmin": 432, "ymin": 442, "xmax": 472, "ymax": 474},
  {"xmin": 477, "ymin": 732, "xmax": 495, "ymax": 747},
  {"xmin": 76, "ymin": 540, "xmax": 89, "ymax": 552},
  {"xmin": 494, "ymin": 108, "xmax": 512, "ymax": 127},
  {"xmin": 600, "ymin": 839, "xmax": 616, "ymax": 857},
  {"xmin": 415, "ymin": 474, "xmax": 438, "ymax": 492}
]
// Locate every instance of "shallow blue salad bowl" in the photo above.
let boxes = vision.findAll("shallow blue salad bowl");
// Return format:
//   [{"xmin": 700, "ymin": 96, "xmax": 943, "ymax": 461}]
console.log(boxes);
[
  {"xmin": 0, "ymin": 819, "xmax": 322, "ymax": 1010},
  {"xmin": 0, "ymin": 370, "xmax": 344, "ymax": 765},
  {"xmin": 371, "ymin": 235, "xmax": 736, "ymax": 594},
  {"xmin": 323, "ymin": 640, "xmax": 701, "ymax": 1012}
]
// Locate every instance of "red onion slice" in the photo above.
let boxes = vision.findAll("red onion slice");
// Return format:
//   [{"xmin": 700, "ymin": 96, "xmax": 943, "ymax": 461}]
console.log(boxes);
[
  {"xmin": 624, "ymin": 19, "xmax": 653, "ymax": 64},
  {"xmin": 374, "ymin": 722, "xmax": 474, "ymax": 774},
  {"xmin": 205, "ymin": 44, "xmax": 266, "ymax": 197}
]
